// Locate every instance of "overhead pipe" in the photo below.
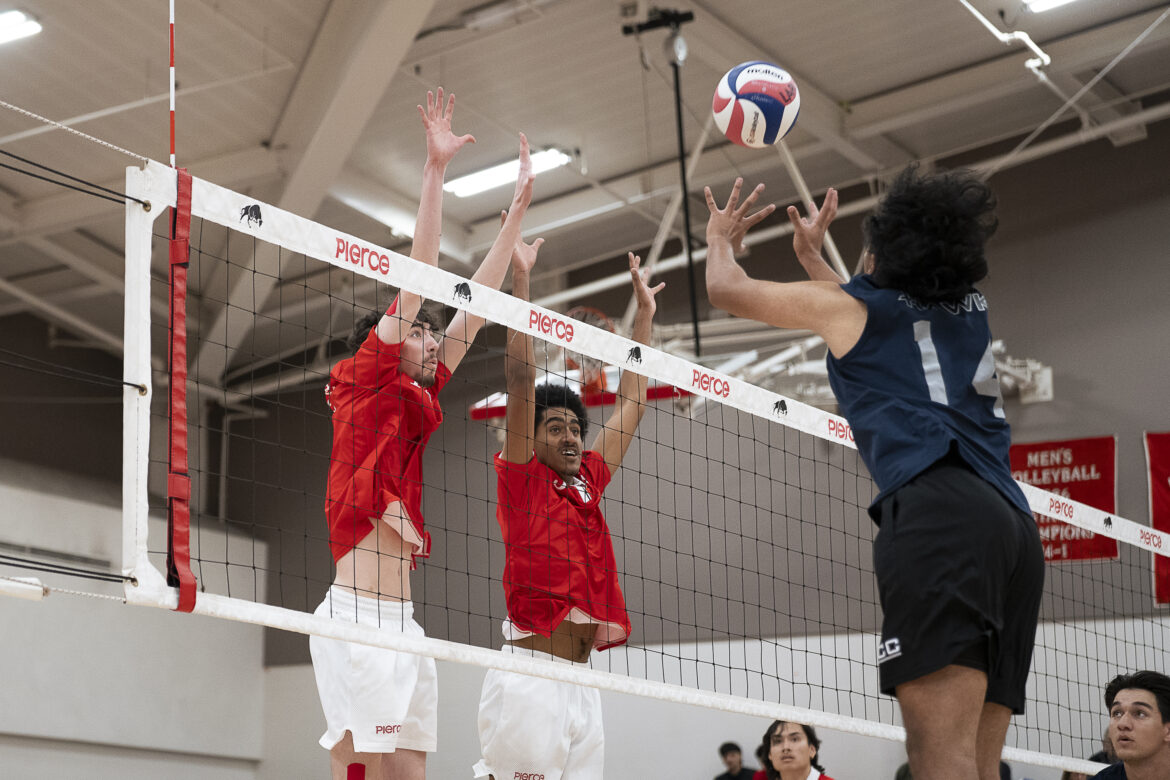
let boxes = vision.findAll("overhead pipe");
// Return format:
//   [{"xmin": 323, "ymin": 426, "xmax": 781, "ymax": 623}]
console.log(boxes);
[{"xmin": 956, "ymin": 0, "xmax": 1051, "ymax": 71}]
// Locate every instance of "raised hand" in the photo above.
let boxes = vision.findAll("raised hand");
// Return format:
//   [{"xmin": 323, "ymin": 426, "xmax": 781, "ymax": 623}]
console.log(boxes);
[
  {"xmin": 629, "ymin": 252, "xmax": 665, "ymax": 317},
  {"xmin": 788, "ymin": 187, "xmax": 838, "ymax": 264},
  {"xmin": 704, "ymin": 178, "xmax": 776, "ymax": 254},
  {"xmin": 417, "ymin": 87, "xmax": 475, "ymax": 168},
  {"xmin": 500, "ymin": 208, "xmax": 544, "ymax": 274},
  {"xmin": 508, "ymin": 132, "xmax": 535, "ymax": 214}
]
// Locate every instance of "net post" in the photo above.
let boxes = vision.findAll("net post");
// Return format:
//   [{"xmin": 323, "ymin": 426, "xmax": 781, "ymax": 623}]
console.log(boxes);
[{"xmin": 122, "ymin": 163, "xmax": 174, "ymax": 605}]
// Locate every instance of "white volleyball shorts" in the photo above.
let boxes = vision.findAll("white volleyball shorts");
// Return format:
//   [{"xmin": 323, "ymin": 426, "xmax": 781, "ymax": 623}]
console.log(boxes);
[
  {"xmin": 473, "ymin": 646, "xmax": 604, "ymax": 780},
  {"xmin": 309, "ymin": 586, "xmax": 437, "ymax": 754}
]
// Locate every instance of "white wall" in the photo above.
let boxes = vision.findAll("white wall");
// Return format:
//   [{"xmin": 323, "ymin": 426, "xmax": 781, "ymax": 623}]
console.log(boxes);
[{"xmin": 0, "ymin": 470, "xmax": 265, "ymax": 778}]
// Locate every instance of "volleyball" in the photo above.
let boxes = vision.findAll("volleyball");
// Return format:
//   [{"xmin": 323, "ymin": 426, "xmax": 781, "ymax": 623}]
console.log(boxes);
[{"xmin": 712, "ymin": 60, "xmax": 801, "ymax": 148}]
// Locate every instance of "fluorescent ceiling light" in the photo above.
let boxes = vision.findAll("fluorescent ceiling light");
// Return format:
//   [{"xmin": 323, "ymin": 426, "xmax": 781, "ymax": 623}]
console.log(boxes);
[
  {"xmin": 0, "ymin": 10, "xmax": 42, "ymax": 45},
  {"xmin": 444, "ymin": 148, "xmax": 572, "ymax": 198},
  {"xmin": 1024, "ymin": 0, "xmax": 1080, "ymax": 13}
]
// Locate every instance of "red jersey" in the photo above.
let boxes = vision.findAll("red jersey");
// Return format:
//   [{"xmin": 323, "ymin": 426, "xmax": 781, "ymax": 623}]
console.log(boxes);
[
  {"xmin": 324, "ymin": 326, "xmax": 450, "ymax": 565},
  {"xmin": 494, "ymin": 450, "xmax": 631, "ymax": 650}
]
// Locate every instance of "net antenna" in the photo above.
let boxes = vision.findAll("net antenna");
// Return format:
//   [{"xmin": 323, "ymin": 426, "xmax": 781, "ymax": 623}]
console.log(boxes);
[
  {"xmin": 162, "ymin": 0, "xmax": 197, "ymax": 612},
  {"xmin": 169, "ymin": 0, "xmax": 176, "ymax": 168}
]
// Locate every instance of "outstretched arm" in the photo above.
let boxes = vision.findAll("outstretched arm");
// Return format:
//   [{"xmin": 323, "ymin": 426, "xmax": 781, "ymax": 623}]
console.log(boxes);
[
  {"xmin": 591, "ymin": 253, "xmax": 665, "ymax": 476},
  {"xmin": 704, "ymin": 179, "xmax": 865, "ymax": 357},
  {"xmin": 439, "ymin": 133, "xmax": 536, "ymax": 372},
  {"xmin": 378, "ymin": 88, "xmax": 475, "ymax": 345},
  {"xmin": 501, "ymin": 231, "xmax": 544, "ymax": 464}
]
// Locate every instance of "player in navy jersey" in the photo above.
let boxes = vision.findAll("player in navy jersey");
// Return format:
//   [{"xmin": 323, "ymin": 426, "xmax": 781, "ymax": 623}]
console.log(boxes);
[{"xmin": 703, "ymin": 165, "xmax": 1043, "ymax": 780}]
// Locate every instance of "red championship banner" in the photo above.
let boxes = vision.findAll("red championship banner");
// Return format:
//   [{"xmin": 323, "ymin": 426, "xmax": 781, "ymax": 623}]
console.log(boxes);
[
  {"xmin": 1011, "ymin": 436, "xmax": 1119, "ymax": 563},
  {"xmin": 1145, "ymin": 432, "xmax": 1170, "ymax": 605}
]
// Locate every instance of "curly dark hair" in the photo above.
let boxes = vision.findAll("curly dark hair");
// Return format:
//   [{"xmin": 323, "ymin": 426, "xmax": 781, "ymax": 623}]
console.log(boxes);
[
  {"xmin": 1105, "ymin": 670, "xmax": 1170, "ymax": 723},
  {"xmin": 345, "ymin": 302, "xmax": 444, "ymax": 354},
  {"xmin": 761, "ymin": 720, "xmax": 825, "ymax": 779},
  {"xmin": 863, "ymin": 163, "xmax": 997, "ymax": 304},
  {"xmin": 533, "ymin": 382, "xmax": 588, "ymax": 439}
]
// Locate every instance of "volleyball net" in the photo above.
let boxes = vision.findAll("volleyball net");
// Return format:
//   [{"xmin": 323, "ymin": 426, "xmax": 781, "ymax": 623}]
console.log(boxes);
[{"xmin": 120, "ymin": 160, "xmax": 1168, "ymax": 774}]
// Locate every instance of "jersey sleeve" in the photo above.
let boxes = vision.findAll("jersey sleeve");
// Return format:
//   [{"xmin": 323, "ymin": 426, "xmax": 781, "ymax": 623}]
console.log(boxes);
[
  {"xmin": 350, "ymin": 324, "xmax": 404, "ymax": 392},
  {"xmin": 580, "ymin": 451, "xmax": 613, "ymax": 496},
  {"xmin": 432, "ymin": 360, "xmax": 453, "ymax": 393},
  {"xmin": 495, "ymin": 452, "xmax": 538, "ymax": 516}
]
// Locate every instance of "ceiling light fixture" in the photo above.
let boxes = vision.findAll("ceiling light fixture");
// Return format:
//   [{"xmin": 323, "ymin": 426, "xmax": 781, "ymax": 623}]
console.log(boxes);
[
  {"xmin": 0, "ymin": 10, "xmax": 42, "ymax": 45},
  {"xmin": 1023, "ymin": 0, "xmax": 1080, "ymax": 13},
  {"xmin": 443, "ymin": 148, "xmax": 572, "ymax": 198}
]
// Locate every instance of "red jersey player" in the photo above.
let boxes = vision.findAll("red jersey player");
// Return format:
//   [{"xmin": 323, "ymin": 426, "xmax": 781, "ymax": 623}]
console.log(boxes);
[
  {"xmin": 310, "ymin": 89, "xmax": 535, "ymax": 780},
  {"xmin": 474, "ymin": 242, "xmax": 663, "ymax": 780}
]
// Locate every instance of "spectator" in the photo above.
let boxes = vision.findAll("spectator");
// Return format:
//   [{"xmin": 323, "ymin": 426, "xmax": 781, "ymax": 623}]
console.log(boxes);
[
  {"xmin": 1088, "ymin": 728, "xmax": 1118, "ymax": 765},
  {"xmin": 760, "ymin": 720, "xmax": 837, "ymax": 780},
  {"xmin": 1091, "ymin": 670, "xmax": 1170, "ymax": 779},
  {"xmin": 715, "ymin": 741, "xmax": 756, "ymax": 780},
  {"xmin": 753, "ymin": 744, "xmax": 769, "ymax": 780},
  {"xmin": 1062, "ymin": 731, "xmax": 1120, "ymax": 780}
]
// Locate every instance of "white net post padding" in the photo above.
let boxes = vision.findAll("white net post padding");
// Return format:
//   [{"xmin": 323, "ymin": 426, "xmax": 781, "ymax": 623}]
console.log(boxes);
[
  {"xmin": 120, "ymin": 160, "xmax": 1169, "ymax": 774},
  {"xmin": 122, "ymin": 164, "xmax": 173, "ymax": 602}
]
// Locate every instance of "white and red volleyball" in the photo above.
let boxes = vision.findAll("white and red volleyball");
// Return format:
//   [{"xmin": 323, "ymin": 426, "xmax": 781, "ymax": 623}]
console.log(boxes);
[{"xmin": 712, "ymin": 61, "xmax": 800, "ymax": 149}]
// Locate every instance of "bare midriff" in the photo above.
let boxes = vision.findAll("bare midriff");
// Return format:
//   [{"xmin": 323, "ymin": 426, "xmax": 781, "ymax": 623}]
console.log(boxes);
[
  {"xmin": 507, "ymin": 619, "xmax": 598, "ymax": 663},
  {"xmin": 332, "ymin": 503, "xmax": 415, "ymax": 602}
]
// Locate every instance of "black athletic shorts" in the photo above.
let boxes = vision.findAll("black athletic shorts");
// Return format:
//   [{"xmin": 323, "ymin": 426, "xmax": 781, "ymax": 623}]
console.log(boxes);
[{"xmin": 872, "ymin": 451, "xmax": 1044, "ymax": 713}]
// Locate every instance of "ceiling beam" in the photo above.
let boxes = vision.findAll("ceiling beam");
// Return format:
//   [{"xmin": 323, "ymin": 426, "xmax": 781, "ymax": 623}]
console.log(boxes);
[
  {"xmin": 844, "ymin": 7, "xmax": 1170, "ymax": 139},
  {"xmin": 1, "ymin": 145, "xmax": 281, "ymax": 245},
  {"xmin": 687, "ymin": 0, "xmax": 909, "ymax": 172},
  {"xmin": 328, "ymin": 166, "xmax": 473, "ymax": 264},
  {"xmin": 193, "ymin": 0, "xmax": 439, "ymax": 384},
  {"xmin": 0, "ymin": 283, "xmax": 113, "ymax": 318},
  {"xmin": 25, "ymin": 235, "xmax": 171, "ymax": 322},
  {"xmin": 1048, "ymin": 69, "xmax": 1147, "ymax": 146},
  {"xmin": 454, "ymin": 7, "xmax": 1170, "ymax": 262},
  {"xmin": 0, "ymin": 276, "xmax": 123, "ymax": 356},
  {"xmin": 460, "ymin": 135, "xmax": 838, "ymax": 253}
]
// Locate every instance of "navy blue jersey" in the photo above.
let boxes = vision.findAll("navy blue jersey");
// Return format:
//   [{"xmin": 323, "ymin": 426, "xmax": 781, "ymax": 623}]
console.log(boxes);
[{"xmin": 826, "ymin": 274, "xmax": 1029, "ymax": 518}]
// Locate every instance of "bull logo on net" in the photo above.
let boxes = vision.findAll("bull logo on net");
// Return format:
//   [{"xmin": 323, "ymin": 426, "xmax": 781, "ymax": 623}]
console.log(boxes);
[
  {"xmin": 626, "ymin": 345, "xmax": 642, "ymax": 365},
  {"xmin": 772, "ymin": 399, "xmax": 788, "ymax": 417},
  {"xmin": 239, "ymin": 204, "xmax": 262, "ymax": 228},
  {"xmin": 453, "ymin": 281, "xmax": 472, "ymax": 304}
]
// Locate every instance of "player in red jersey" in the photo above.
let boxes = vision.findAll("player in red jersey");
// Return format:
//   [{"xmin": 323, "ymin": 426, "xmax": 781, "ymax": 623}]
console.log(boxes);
[
  {"xmin": 311, "ymin": 89, "xmax": 535, "ymax": 780},
  {"xmin": 473, "ymin": 239, "xmax": 663, "ymax": 780}
]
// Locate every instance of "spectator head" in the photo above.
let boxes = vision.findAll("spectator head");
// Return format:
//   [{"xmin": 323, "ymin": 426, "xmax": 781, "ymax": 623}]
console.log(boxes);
[
  {"xmin": 719, "ymin": 741, "xmax": 743, "ymax": 773},
  {"xmin": 762, "ymin": 720, "xmax": 825, "ymax": 779},
  {"xmin": 1104, "ymin": 670, "xmax": 1170, "ymax": 767}
]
